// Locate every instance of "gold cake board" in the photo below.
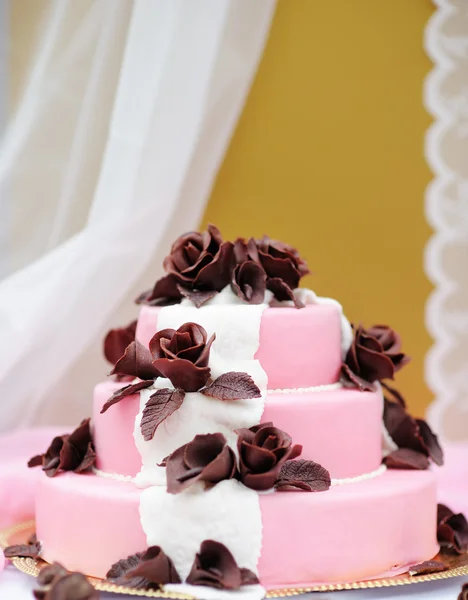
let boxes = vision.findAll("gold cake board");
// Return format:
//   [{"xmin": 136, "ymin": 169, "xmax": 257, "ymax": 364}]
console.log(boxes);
[{"xmin": 2, "ymin": 521, "xmax": 468, "ymax": 598}]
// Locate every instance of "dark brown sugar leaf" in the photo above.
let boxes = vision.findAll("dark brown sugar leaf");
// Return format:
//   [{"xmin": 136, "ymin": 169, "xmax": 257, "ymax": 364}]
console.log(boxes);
[
  {"xmin": 4, "ymin": 541, "xmax": 41, "ymax": 559},
  {"xmin": 276, "ymin": 459, "xmax": 331, "ymax": 492},
  {"xmin": 100, "ymin": 380, "xmax": 153, "ymax": 414},
  {"xmin": 408, "ymin": 560, "xmax": 448, "ymax": 576},
  {"xmin": 201, "ymin": 372, "xmax": 261, "ymax": 401},
  {"xmin": 140, "ymin": 388, "xmax": 185, "ymax": 441}
]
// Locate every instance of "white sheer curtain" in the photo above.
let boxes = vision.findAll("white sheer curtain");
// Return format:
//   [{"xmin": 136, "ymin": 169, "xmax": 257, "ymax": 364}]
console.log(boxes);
[
  {"xmin": 424, "ymin": 0, "xmax": 468, "ymax": 440},
  {"xmin": 0, "ymin": 0, "xmax": 276, "ymax": 431}
]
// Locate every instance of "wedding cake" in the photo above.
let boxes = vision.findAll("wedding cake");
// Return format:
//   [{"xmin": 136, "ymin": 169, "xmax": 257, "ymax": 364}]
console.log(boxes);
[{"xmin": 22, "ymin": 225, "xmax": 449, "ymax": 597}]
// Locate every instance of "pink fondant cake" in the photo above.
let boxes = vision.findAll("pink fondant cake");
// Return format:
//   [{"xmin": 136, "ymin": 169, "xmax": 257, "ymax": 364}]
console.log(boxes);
[{"xmin": 25, "ymin": 226, "xmax": 452, "ymax": 598}]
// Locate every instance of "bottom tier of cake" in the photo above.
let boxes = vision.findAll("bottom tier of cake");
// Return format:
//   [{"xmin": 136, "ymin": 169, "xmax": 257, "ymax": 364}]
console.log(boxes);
[{"xmin": 35, "ymin": 470, "xmax": 438, "ymax": 590}]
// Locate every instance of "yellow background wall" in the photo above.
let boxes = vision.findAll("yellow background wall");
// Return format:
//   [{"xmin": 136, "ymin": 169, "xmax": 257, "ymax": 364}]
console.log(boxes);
[
  {"xmin": 203, "ymin": 0, "xmax": 434, "ymax": 416},
  {"xmin": 10, "ymin": 1, "xmax": 435, "ymax": 416}
]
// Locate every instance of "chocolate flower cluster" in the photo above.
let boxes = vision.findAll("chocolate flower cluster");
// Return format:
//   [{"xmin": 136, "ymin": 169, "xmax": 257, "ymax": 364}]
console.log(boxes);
[
  {"xmin": 106, "ymin": 541, "xmax": 258, "ymax": 592},
  {"xmin": 100, "ymin": 321, "xmax": 261, "ymax": 440},
  {"xmin": 106, "ymin": 546, "xmax": 181, "ymax": 589},
  {"xmin": 136, "ymin": 225, "xmax": 309, "ymax": 308},
  {"xmin": 382, "ymin": 386, "xmax": 444, "ymax": 470},
  {"xmin": 341, "ymin": 324, "xmax": 410, "ymax": 391},
  {"xmin": 164, "ymin": 423, "xmax": 331, "ymax": 494},
  {"xmin": 33, "ymin": 563, "xmax": 98, "ymax": 600},
  {"xmin": 28, "ymin": 419, "xmax": 96, "ymax": 478}
]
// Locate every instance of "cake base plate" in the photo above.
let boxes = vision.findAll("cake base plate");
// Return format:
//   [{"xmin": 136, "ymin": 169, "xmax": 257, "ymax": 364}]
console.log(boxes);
[{"xmin": 2, "ymin": 520, "xmax": 468, "ymax": 598}]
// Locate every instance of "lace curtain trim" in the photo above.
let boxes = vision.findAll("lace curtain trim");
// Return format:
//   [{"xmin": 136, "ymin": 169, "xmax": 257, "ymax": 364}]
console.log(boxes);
[{"xmin": 425, "ymin": 0, "xmax": 468, "ymax": 439}]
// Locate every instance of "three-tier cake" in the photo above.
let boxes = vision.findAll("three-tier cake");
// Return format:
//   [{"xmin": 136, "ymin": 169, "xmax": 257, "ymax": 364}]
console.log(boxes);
[{"xmin": 24, "ymin": 226, "xmax": 446, "ymax": 597}]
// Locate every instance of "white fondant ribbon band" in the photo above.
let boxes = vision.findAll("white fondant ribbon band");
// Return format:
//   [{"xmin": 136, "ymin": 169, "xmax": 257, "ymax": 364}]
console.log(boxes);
[{"xmin": 134, "ymin": 288, "xmax": 269, "ymax": 585}]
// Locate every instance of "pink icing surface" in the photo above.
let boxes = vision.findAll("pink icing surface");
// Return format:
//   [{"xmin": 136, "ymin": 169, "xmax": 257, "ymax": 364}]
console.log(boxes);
[
  {"xmin": 36, "ymin": 473, "xmax": 146, "ymax": 577},
  {"xmin": 262, "ymin": 387, "xmax": 383, "ymax": 478},
  {"xmin": 93, "ymin": 381, "xmax": 141, "ymax": 477},
  {"xmin": 92, "ymin": 382, "xmax": 383, "ymax": 479},
  {"xmin": 258, "ymin": 469, "xmax": 438, "ymax": 588},
  {"xmin": 136, "ymin": 303, "xmax": 342, "ymax": 389},
  {"xmin": 35, "ymin": 470, "xmax": 437, "ymax": 587}
]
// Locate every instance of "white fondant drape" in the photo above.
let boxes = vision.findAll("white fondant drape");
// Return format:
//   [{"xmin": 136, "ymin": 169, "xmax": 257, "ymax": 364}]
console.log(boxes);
[
  {"xmin": 0, "ymin": 0, "xmax": 276, "ymax": 431},
  {"xmin": 424, "ymin": 0, "xmax": 468, "ymax": 440}
]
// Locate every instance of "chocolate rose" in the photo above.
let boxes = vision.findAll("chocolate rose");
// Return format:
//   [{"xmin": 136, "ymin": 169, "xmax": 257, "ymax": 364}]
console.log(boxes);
[
  {"xmin": 164, "ymin": 224, "xmax": 234, "ymax": 292},
  {"xmin": 231, "ymin": 260, "xmax": 266, "ymax": 304},
  {"xmin": 166, "ymin": 433, "xmax": 236, "ymax": 494},
  {"xmin": 236, "ymin": 422, "xmax": 302, "ymax": 491},
  {"xmin": 248, "ymin": 236, "xmax": 309, "ymax": 290},
  {"xmin": 103, "ymin": 320, "xmax": 137, "ymax": 366},
  {"xmin": 186, "ymin": 540, "xmax": 259, "ymax": 590},
  {"xmin": 28, "ymin": 419, "xmax": 96, "ymax": 477},
  {"xmin": 149, "ymin": 322, "xmax": 215, "ymax": 392},
  {"xmin": 342, "ymin": 324, "xmax": 410, "ymax": 389},
  {"xmin": 106, "ymin": 547, "xmax": 181, "ymax": 588},
  {"xmin": 459, "ymin": 583, "xmax": 468, "ymax": 600}
]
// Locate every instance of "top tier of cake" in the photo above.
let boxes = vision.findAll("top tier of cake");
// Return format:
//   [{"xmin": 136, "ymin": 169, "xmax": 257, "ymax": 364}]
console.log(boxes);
[{"xmin": 137, "ymin": 301, "xmax": 342, "ymax": 390}]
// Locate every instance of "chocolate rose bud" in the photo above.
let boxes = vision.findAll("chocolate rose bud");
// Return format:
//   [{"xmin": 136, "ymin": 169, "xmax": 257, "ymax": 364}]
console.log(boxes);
[
  {"xmin": 236, "ymin": 423, "xmax": 302, "ymax": 491},
  {"xmin": 163, "ymin": 224, "xmax": 234, "ymax": 292},
  {"xmin": 186, "ymin": 540, "xmax": 259, "ymax": 590},
  {"xmin": 343, "ymin": 324, "xmax": 410, "ymax": 387},
  {"xmin": 231, "ymin": 260, "xmax": 266, "ymax": 304},
  {"xmin": 248, "ymin": 236, "xmax": 309, "ymax": 290},
  {"xmin": 149, "ymin": 322, "xmax": 215, "ymax": 392},
  {"xmin": 166, "ymin": 433, "xmax": 236, "ymax": 494},
  {"xmin": 103, "ymin": 320, "xmax": 137, "ymax": 366}
]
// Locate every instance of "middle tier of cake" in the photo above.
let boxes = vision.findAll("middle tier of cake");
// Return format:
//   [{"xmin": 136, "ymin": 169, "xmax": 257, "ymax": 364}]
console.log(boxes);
[{"xmin": 93, "ymin": 380, "xmax": 383, "ymax": 481}]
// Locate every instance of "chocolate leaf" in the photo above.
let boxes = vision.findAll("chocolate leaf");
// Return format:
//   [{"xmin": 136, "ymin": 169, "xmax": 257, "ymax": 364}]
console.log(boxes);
[
  {"xmin": 140, "ymin": 388, "xmax": 185, "ymax": 441},
  {"xmin": 340, "ymin": 363, "xmax": 375, "ymax": 392},
  {"xmin": 383, "ymin": 448, "xmax": 430, "ymax": 470},
  {"xmin": 177, "ymin": 286, "xmax": 218, "ymax": 308},
  {"xmin": 4, "ymin": 541, "xmax": 41, "ymax": 559},
  {"xmin": 416, "ymin": 418, "xmax": 444, "ymax": 467},
  {"xmin": 201, "ymin": 372, "xmax": 261, "ymax": 401},
  {"xmin": 100, "ymin": 380, "xmax": 153, "ymax": 414},
  {"xmin": 408, "ymin": 560, "xmax": 448, "ymax": 576},
  {"xmin": 275, "ymin": 459, "xmax": 331, "ymax": 492}
]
